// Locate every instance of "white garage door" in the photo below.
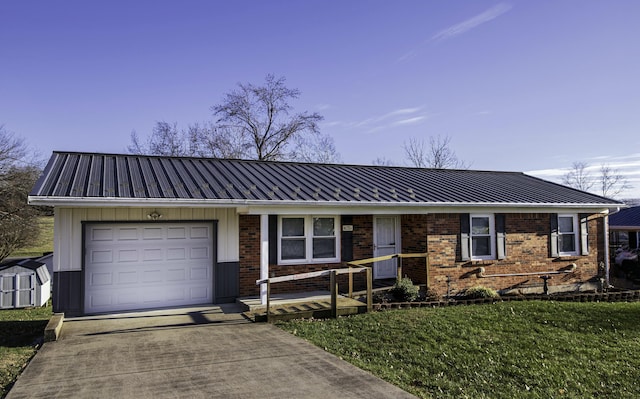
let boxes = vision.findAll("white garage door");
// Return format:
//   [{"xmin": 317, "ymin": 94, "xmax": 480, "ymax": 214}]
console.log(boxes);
[{"xmin": 84, "ymin": 222, "xmax": 214, "ymax": 314}]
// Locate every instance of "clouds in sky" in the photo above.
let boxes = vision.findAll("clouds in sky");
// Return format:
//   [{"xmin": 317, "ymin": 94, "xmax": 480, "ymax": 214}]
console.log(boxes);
[
  {"xmin": 431, "ymin": 3, "xmax": 513, "ymax": 42},
  {"xmin": 398, "ymin": 3, "xmax": 513, "ymax": 63},
  {"xmin": 324, "ymin": 107, "xmax": 430, "ymax": 134}
]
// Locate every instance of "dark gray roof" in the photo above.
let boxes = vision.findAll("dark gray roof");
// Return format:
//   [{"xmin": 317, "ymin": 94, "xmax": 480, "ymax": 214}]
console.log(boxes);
[
  {"xmin": 0, "ymin": 259, "xmax": 50, "ymax": 284},
  {"xmin": 29, "ymin": 151, "xmax": 621, "ymax": 208},
  {"xmin": 610, "ymin": 206, "xmax": 640, "ymax": 228}
]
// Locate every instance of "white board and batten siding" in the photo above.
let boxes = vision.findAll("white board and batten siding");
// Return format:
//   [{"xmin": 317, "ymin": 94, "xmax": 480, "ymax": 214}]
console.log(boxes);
[{"xmin": 53, "ymin": 208, "xmax": 239, "ymax": 273}]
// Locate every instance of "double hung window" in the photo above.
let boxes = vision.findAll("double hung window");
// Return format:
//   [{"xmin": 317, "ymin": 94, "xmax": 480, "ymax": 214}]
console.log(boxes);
[
  {"xmin": 470, "ymin": 214, "xmax": 495, "ymax": 260},
  {"xmin": 557, "ymin": 214, "xmax": 579, "ymax": 256},
  {"xmin": 279, "ymin": 216, "xmax": 340, "ymax": 264}
]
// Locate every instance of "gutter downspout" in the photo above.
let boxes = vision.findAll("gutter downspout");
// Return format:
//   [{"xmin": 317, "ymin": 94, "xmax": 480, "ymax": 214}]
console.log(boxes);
[
  {"xmin": 260, "ymin": 215, "xmax": 269, "ymax": 305},
  {"xmin": 604, "ymin": 207, "xmax": 622, "ymax": 289}
]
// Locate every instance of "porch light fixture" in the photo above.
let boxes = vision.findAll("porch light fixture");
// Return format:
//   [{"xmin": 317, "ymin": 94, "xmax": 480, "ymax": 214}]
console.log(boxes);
[{"xmin": 147, "ymin": 211, "xmax": 163, "ymax": 221}]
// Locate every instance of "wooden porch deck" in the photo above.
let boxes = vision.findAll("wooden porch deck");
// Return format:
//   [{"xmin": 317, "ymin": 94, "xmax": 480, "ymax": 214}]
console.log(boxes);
[{"xmin": 238, "ymin": 291, "xmax": 368, "ymax": 322}]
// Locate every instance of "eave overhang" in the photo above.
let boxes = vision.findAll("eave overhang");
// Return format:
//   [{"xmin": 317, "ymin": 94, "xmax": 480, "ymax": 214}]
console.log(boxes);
[{"xmin": 28, "ymin": 195, "xmax": 620, "ymax": 215}]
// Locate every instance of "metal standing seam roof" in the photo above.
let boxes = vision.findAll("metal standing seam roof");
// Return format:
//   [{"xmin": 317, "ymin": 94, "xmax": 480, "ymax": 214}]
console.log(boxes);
[
  {"xmin": 609, "ymin": 206, "xmax": 640, "ymax": 228},
  {"xmin": 29, "ymin": 151, "xmax": 623, "ymax": 208}
]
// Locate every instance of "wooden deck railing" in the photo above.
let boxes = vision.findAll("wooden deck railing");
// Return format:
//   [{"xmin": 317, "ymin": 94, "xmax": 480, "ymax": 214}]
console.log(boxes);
[
  {"xmin": 346, "ymin": 252, "xmax": 429, "ymax": 297},
  {"xmin": 256, "ymin": 267, "xmax": 372, "ymax": 321}
]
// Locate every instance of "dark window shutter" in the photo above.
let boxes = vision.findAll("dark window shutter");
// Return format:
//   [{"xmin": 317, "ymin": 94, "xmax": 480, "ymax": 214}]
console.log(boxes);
[
  {"xmin": 460, "ymin": 214, "xmax": 470, "ymax": 261},
  {"xmin": 550, "ymin": 213, "xmax": 559, "ymax": 257},
  {"xmin": 580, "ymin": 214, "xmax": 589, "ymax": 255},
  {"xmin": 268, "ymin": 215, "xmax": 278, "ymax": 265},
  {"xmin": 496, "ymin": 214, "xmax": 506, "ymax": 260},
  {"xmin": 630, "ymin": 232, "xmax": 638, "ymax": 250},
  {"xmin": 341, "ymin": 216, "xmax": 353, "ymax": 262}
]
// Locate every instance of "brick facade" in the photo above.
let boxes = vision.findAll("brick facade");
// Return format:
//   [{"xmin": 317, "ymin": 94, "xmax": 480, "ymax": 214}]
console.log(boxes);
[
  {"xmin": 238, "ymin": 212, "xmax": 606, "ymax": 298},
  {"xmin": 403, "ymin": 213, "xmax": 604, "ymax": 296}
]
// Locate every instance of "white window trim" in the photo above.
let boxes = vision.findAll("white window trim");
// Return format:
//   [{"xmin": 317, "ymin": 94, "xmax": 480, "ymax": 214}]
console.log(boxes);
[
  {"xmin": 558, "ymin": 214, "xmax": 579, "ymax": 257},
  {"xmin": 470, "ymin": 214, "xmax": 496, "ymax": 261},
  {"xmin": 277, "ymin": 215, "xmax": 341, "ymax": 265}
]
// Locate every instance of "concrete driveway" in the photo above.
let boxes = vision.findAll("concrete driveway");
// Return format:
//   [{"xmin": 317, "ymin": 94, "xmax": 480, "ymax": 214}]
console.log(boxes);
[{"xmin": 7, "ymin": 304, "xmax": 415, "ymax": 398}]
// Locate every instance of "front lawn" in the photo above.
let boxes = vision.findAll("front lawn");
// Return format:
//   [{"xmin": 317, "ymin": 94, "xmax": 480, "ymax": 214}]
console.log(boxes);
[
  {"xmin": 277, "ymin": 301, "xmax": 640, "ymax": 398},
  {"xmin": 0, "ymin": 305, "xmax": 52, "ymax": 398}
]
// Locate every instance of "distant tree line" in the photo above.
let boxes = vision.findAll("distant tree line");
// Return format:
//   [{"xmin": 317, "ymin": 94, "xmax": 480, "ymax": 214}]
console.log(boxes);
[{"xmin": 562, "ymin": 161, "xmax": 630, "ymax": 199}]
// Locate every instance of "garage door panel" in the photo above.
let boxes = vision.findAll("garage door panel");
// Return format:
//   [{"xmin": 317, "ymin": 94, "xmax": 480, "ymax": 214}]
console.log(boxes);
[
  {"xmin": 142, "ymin": 269, "xmax": 163, "ymax": 283},
  {"xmin": 91, "ymin": 228, "xmax": 114, "ymax": 241},
  {"xmin": 90, "ymin": 272, "xmax": 113, "ymax": 286},
  {"xmin": 190, "ymin": 247, "xmax": 209, "ymax": 259},
  {"xmin": 143, "ymin": 228, "xmax": 163, "ymax": 240},
  {"xmin": 167, "ymin": 248, "xmax": 186, "ymax": 260},
  {"xmin": 190, "ymin": 226, "xmax": 209, "ymax": 239},
  {"xmin": 190, "ymin": 266, "xmax": 209, "ymax": 280},
  {"xmin": 190, "ymin": 286, "xmax": 209, "ymax": 300},
  {"xmin": 118, "ymin": 249, "xmax": 139, "ymax": 262},
  {"xmin": 90, "ymin": 250, "xmax": 113, "ymax": 263},
  {"xmin": 85, "ymin": 223, "xmax": 214, "ymax": 314},
  {"xmin": 118, "ymin": 271, "xmax": 138, "ymax": 284},
  {"xmin": 167, "ymin": 227, "xmax": 187, "ymax": 239},
  {"xmin": 117, "ymin": 228, "xmax": 138, "ymax": 240},
  {"xmin": 166, "ymin": 268, "xmax": 186, "ymax": 281}
]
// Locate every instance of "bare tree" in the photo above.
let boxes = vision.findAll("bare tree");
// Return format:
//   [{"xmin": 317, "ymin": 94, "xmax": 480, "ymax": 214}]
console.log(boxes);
[
  {"xmin": 128, "ymin": 121, "xmax": 190, "ymax": 156},
  {"xmin": 599, "ymin": 163, "xmax": 630, "ymax": 198},
  {"xmin": 0, "ymin": 125, "xmax": 42, "ymax": 261},
  {"xmin": 211, "ymin": 74, "xmax": 328, "ymax": 161},
  {"xmin": 0, "ymin": 124, "xmax": 28, "ymax": 174},
  {"xmin": 291, "ymin": 132, "xmax": 341, "ymax": 164},
  {"xmin": 187, "ymin": 122, "xmax": 252, "ymax": 159},
  {"xmin": 562, "ymin": 160, "xmax": 631, "ymax": 199},
  {"xmin": 403, "ymin": 135, "xmax": 468, "ymax": 169},
  {"xmin": 129, "ymin": 75, "xmax": 339, "ymax": 163},
  {"xmin": 0, "ymin": 166, "xmax": 42, "ymax": 261},
  {"xmin": 562, "ymin": 161, "xmax": 595, "ymax": 192},
  {"xmin": 371, "ymin": 157, "xmax": 395, "ymax": 166}
]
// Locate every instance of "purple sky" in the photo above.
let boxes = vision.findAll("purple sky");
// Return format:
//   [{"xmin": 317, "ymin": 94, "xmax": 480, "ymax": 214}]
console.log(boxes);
[{"xmin": 2, "ymin": 1, "xmax": 639, "ymax": 198}]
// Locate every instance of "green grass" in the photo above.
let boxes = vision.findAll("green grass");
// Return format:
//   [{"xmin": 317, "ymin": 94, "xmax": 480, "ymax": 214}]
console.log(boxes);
[
  {"xmin": 9, "ymin": 216, "xmax": 54, "ymax": 259},
  {"xmin": 0, "ymin": 304, "xmax": 52, "ymax": 398},
  {"xmin": 277, "ymin": 301, "xmax": 640, "ymax": 398}
]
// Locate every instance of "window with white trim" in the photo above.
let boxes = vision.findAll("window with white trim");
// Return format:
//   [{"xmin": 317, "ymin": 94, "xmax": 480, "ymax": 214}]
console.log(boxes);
[
  {"xmin": 471, "ymin": 214, "xmax": 495, "ymax": 260},
  {"xmin": 278, "ymin": 216, "xmax": 340, "ymax": 264},
  {"xmin": 558, "ymin": 214, "xmax": 578, "ymax": 256}
]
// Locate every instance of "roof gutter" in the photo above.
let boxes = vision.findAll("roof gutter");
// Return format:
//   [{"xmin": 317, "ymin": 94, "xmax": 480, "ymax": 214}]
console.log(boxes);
[{"xmin": 28, "ymin": 195, "xmax": 621, "ymax": 211}]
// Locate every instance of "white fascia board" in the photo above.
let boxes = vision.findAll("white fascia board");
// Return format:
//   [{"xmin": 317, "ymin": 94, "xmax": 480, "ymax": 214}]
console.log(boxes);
[
  {"xmin": 609, "ymin": 226, "xmax": 640, "ymax": 231},
  {"xmin": 28, "ymin": 195, "xmax": 619, "ymax": 214},
  {"xmin": 241, "ymin": 204, "xmax": 616, "ymax": 216},
  {"xmin": 27, "ymin": 196, "xmax": 242, "ymax": 208}
]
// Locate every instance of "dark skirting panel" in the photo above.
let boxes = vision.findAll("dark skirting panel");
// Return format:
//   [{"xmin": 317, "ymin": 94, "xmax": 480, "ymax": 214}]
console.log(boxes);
[
  {"xmin": 53, "ymin": 271, "xmax": 83, "ymax": 316},
  {"xmin": 215, "ymin": 261, "xmax": 239, "ymax": 303}
]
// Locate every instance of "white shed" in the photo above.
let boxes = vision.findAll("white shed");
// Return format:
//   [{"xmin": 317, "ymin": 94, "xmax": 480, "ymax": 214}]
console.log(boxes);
[{"xmin": 0, "ymin": 259, "xmax": 51, "ymax": 308}]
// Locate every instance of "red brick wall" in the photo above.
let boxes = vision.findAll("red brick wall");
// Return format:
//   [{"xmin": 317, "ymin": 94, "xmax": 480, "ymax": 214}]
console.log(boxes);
[
  {"xmin": 401, "ymin": 213, "xmax": 605, "ymax": 296},
  {"xmin": 238, "ymin": 215, "xmax": 261, "ymax": 297},
  {"xmin": 238, "ymin": 214, "xmax": 363, "ymax": 297},
  {"xmin": 239, "ymin": 213, "xmax": 606, "ymax": 298}
]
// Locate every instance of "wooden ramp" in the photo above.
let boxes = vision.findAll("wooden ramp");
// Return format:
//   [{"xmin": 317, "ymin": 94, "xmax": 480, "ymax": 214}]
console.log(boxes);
[{"xmin": 239, "ymin": 293, "xmax": 367, "ymax": 322}]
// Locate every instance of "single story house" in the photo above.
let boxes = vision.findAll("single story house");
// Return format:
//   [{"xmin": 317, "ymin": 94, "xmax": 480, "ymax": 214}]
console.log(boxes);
[
  {"xmin": 29, "ymin": 151, "xmax": 622, "ymax": 316},
  {"xmin": 609, "ymin": 206, "xmax": 640, "ymax": 251}
]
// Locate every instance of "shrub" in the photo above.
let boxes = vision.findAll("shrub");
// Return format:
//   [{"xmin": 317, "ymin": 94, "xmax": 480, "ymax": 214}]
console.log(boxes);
[
  {"xmin": 421, "ymin": 288, "xmax": 440, "ymax": 302},
  {"xmin": 390, "ymin": 277, "xmax": 419, "ymax": 302},
  {"xmin": 464, "ymin": 286, "xmax": 500, "ymax": 299}
]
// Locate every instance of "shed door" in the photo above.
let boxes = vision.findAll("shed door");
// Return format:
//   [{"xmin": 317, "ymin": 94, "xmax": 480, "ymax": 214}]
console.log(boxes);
[
  {"xmin": 0, "ymin": 273, "xmax": 35, "ymax": 308},
  {"xmin": 373, "ymin": 216, "xmax": 399, "ymax": 279},
  {"xmin": 84, "ymin": 223, "xmax": 214, "ymax": 314}
]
